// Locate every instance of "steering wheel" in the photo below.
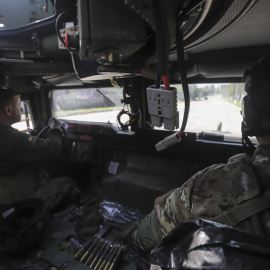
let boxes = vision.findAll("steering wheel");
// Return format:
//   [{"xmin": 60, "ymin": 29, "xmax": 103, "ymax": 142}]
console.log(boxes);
[
  {"xmin": 37, "ymin": 121, "xmax": 68, "ymax": 138},
  {"xmin": 36, "ymin": 123, "xmax": 68, "ymax": 150},
  {"xmin": 37, "ymin": 125, "xmax": 50, "ymax": 138},
  {"xmin": 37, "ymin": 124, "xmax": 69, "ymax": 157}
]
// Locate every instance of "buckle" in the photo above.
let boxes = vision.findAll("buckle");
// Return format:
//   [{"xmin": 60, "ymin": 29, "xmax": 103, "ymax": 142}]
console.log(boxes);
[{"xmin": 221, "ymin": 211, "xmax": 238, "ymax": 227}]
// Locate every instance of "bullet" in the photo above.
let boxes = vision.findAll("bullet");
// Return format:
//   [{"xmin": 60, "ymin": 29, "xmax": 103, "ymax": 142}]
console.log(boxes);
[
  {"xmin": 93, "ymin": 242, "xmax": 112, "ymax": 270},
  {"xmin": 89, "ymin": 240, "xmax": 108, "ymax": 269},
  {"xmin": 80, "ymin": 236, "xmax": 100, "ymax": 263},
  {"xmin": 85, "ymin": 238, "xmax": 104, "ymax": 266},
  {"xmin": 103, "ymin": 245, "xmax": 119, "ymax": 270},
  {"xmin": 97, "ymin": 244, "xmax": 116, "ymax": 270},
  {"xmin": 73, "ymin": 235, "xmax": 97, "ymax": 260},
  {"xmin": 107, "ymin": 245, "xmax": 124, "ymax": 270}
]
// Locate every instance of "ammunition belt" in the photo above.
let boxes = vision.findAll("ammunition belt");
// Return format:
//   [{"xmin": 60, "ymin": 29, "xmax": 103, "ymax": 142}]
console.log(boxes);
[{"xmin": 73, "ymin": 235, "xmax": 125, "ymax": 270}]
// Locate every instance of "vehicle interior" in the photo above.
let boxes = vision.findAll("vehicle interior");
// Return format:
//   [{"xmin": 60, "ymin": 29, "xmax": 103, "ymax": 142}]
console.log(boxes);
[{"xmin": 0, "ymin": 0, "xmax": 270, "ymax": 269}]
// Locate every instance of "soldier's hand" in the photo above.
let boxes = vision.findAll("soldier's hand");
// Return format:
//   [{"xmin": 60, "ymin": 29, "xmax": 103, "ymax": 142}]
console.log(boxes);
[{"xmin": 48, "ymin": 117, "xmax": 65, "ymax": 130}]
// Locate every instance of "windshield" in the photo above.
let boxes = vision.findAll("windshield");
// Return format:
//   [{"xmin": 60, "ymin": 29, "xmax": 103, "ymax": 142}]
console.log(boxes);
[
  {"xmin": 51, "ymin": 83, "xmax": 249, "ymax": 141},
  {"xmin": 169, "ymin": 83, "xmax": 245, "ymax": 140},
  {"xmin": 0, "ymin": 0, "xmax": 54, "ymax": 29}
]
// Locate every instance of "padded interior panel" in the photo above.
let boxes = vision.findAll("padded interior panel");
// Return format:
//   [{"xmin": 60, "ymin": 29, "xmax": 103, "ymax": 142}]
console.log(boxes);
[
  {"xmin": 101, "ymin": 150, "xmax": 208, "ymax": 214},
  {"xmin": 188, "ymin": 0, "xmax": 270, "ymax": 52}
]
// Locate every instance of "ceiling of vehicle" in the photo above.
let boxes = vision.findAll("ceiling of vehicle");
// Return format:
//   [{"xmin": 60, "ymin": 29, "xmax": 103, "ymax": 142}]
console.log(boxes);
[
  {"xmin": 181, "ymin": 0, "xmax": 270, "ymax": 82},
  {"xmin": 0, "ymin": 0, "xmax": 270, "ymax": 89}
]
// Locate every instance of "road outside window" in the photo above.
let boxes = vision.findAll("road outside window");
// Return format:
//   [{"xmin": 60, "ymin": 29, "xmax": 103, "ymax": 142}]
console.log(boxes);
[
  {"xmin": 51, "ymin": 84, "xmax": 249, "ymax": 141},
  {"xmin": 165, "ymin": 83, "xmax": 246, "ymax": 140}
]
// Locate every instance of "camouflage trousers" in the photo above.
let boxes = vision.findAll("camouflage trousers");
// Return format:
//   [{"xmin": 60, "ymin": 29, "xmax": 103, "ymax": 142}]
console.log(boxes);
[{"xmin": 35, "ymin": 177, "xmax": 76, "ymax": 210}]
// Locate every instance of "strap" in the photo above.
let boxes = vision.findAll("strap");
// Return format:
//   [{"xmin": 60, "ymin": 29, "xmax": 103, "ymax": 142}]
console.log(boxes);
[
  {"xmin": 242, "ymin": 135, "xmax": 256, "ymax": 156},
  {"xmin": 212, "ymin": 189, "xmax": 270, "ymax": 227},
  {"xmin": 241, "ymin": 121, "xmax": 256, "ymax": 156}
]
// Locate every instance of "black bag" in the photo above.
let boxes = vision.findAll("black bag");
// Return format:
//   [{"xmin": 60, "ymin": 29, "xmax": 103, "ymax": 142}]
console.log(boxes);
[{"xmin": 150, "ymin": 219, "xmax": 270, "ymax": 270}]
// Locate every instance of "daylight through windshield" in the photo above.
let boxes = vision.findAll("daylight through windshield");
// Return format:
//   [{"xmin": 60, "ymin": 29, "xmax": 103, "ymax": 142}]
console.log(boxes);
[
  {"xmin": 51, "ymin": 83, "xmax": 246, "ymax": 139},
  {"xmin": 175, "ymin": 83, "xmax": 245, "ymax": 139}
]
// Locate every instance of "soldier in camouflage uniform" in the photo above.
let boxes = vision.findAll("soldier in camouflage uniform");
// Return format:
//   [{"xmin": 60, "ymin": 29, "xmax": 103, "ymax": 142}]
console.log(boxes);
[
  {"xmin": 132, "ymin": 55, "xmax": 270, "ymax": 251},
  {"xmin": 0, "ymin": 89, "xmax": 75, "ymax": 210}
]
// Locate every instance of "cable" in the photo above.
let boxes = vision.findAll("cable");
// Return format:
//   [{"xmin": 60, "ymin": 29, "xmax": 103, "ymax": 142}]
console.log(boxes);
[
  {"xmin": 162, "ymin": 74, "xmax": 170, "ymax": 90},
  {"xmin": 55, "ymin": 12, "xmax": 67, "ymax": 47},
  {"xmin": 151, "ymin": 0, "xmax": 169, "ymax": 88},
  {"xmin": 241, "ymin": 122, "xmax": 256, "ymax": 156},
  {"xmin": 155, "ymin": 74, "xmax": 161, "ymax": 89},
  {"xmin": 154, "ymin": 12, "xmax": 191, "ymax": 151},
  {"xmin": 70, "ymin": 51, "xmax": 79, "ymax": 75},
  {"xmin": 55, "ymin": 9, "xmax": 76, "ymax": 48},
  {"xmin": 175, "ymin": 13, "xmax": 190, "ymax": 139},
  {"xmin": 110, "ymin": 78, "xmax": 122, "ymax": 88}
]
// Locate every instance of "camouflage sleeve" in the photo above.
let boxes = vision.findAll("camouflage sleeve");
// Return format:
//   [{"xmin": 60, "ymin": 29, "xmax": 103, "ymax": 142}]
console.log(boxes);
[
  {"xmin": 132, "ymin": 163, "xmax": 232, "ymax": 251},
  {"xmin": 190, "ymin": 163, "xmax": 236, "ymax": 219},
  {"xmin": 133, "ymin": 153, "xmax": 261, "ymax": 251},
  {"xmin": 132, "ymin": 169, "xmax": 206, "ymax": 250},
  {"xmin": 153, "ymin": 162, "xmax": 241, "ymax": 238},
  {"xmin": 153, "ymin": 177, "xmax": 196, "ymax": 236},
  {"xmin": 132, "ymin": 175, "xmax": 197, "ymax": 251}
]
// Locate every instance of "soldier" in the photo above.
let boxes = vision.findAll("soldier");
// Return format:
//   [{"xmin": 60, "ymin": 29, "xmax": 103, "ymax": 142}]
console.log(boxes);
[
  {"xmin": 132, "ymin": 55, "xmax": 270, "ymax": 251},
  {"xmin": 0, "ymin": 88, "xmax": 75, "ymax": 210}
]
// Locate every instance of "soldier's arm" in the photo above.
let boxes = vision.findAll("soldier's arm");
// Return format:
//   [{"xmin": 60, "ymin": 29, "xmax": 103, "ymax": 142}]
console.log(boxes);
[
  {"xmin": 6, "ymin": 128, "xmax": 64, "ymax": 164},
  {"xmin": 132, "ymin": 178, "xmax": 196, "ymax": 251},
  {"xmin": 132, "ymin": 163, "xmax": 230, "ymax": 251}
]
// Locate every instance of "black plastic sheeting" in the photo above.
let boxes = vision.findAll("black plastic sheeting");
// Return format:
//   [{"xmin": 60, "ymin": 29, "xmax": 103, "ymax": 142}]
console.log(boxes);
[{"xmin": 150, "ymin": 219, "xmax": 270, "ymax": 270}]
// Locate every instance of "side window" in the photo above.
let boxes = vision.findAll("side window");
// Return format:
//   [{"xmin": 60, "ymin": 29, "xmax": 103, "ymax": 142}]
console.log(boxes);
[
  {"xmin": 51, "ymin": 88, "xmax": 123, "ymax": 125},
  {"xmin": 12, "ymin": 101, "xmax": 33, "ymax": 131}
]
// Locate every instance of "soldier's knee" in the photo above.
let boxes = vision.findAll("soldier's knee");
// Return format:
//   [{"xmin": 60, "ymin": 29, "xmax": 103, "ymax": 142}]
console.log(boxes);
[{"xmin": 132, "ymin": 210, "xmax": 164, "ymax": 251}]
